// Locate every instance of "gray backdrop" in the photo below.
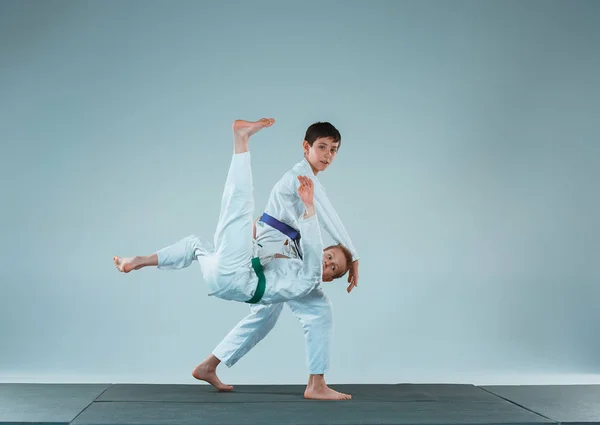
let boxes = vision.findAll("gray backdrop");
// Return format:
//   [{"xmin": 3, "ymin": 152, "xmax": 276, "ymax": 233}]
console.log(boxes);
[{"xmin": 1, "ymin": 0, "xmax": 599, "ymax": 385}]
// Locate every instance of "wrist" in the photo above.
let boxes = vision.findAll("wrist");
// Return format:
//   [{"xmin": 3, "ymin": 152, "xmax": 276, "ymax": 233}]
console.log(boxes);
[{"xmin": 303, "ymin": 204, "xmax": 316, "ymax": 218}]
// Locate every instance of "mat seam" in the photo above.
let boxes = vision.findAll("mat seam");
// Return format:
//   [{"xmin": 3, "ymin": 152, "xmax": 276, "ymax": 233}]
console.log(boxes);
[
  {"xmin": 479, "ymin": 387, "xmax": 558, "ymax": 423},
  {"xmin": 68, "ymin": 384, "xmax": 113, "ymax": 424}
]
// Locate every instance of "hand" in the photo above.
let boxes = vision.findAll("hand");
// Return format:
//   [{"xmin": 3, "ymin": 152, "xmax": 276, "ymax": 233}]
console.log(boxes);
[
  {"xmin": 297, "ymin": 175, "xmax": 314, "ymax": 210},
  {"xmin": 347, "ymin": 259, "xmax": 359, "ymax": 293}
]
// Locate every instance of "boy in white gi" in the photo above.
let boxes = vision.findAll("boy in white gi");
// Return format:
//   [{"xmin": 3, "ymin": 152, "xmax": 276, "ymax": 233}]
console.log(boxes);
[
  {"xmin": 114, "ymin": 118, "xmax": 351, "ymax": 305},
  {"xmin": 190, "ymin": 121, "xmax": 359, "ymax": 400}
]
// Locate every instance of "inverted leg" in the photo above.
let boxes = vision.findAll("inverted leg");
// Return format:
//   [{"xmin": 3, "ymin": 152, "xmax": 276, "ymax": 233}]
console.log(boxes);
[
  {"xmin": 212, "ymin": 119, "xmax": 275, "ymax": 274},
  {"xmin": 156, "ymin": 234, "xmax": 213, "ymax": 270}
]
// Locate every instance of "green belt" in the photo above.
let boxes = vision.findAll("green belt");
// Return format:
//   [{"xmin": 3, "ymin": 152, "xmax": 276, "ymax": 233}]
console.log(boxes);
[{"xmin": 246, "ymin": 257, "xmax": 266, "ymax": 304}]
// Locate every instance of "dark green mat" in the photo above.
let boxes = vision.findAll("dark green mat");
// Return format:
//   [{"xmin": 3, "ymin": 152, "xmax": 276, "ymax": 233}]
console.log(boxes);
[
  {"xmin": 483, "ymin": 385, "xmax": 600, "ymax": 424},
  {"xmin": 8, "ymin": 383, "xmax": 600, "ymax": 425},
  {"xmin": 71, "ymin": 399, "xmax": 553, "ymax": 425},
  {"xmin": 96, "ymin": 383, "xmax": 501, "ymax": 403},
  {"xmin": 0, "ymin": 383, "xmax": 109, "ymax": 425}
]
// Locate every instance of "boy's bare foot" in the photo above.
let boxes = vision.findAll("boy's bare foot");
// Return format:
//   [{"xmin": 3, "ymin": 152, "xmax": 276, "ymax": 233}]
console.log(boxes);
[
  {"xmin": 232, "ymin": 118, "xmax": 275, "ymax": 153},
  {"xmin": 113, "ymin": 256, "xmax": 142, "ymax": 273},
  {"xmin": 304, "ymin": 385, "xmax": 352, "ymax": 400},
  {"xmin": 233, "ymin": 118, "xmax": 275, "ymax": 138},
  {"xmin": 304, "ymin": 374, "xmax": 351, "ymax": 400},
  {"xmin": 192, "ymin": 363, "xmax": 233, "ymax": 392}
]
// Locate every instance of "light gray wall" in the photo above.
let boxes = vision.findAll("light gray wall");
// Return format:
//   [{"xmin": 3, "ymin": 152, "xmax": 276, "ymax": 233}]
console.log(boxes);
[{"xmin": 1, "ymin": 0, "xmax": 599, "ymax": 385}]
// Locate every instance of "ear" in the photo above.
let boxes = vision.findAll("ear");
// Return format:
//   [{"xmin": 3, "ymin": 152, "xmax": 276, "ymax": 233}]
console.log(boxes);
[{"xmin": 302, "ymin": 140, "xmax": 310, "ymax": 153}]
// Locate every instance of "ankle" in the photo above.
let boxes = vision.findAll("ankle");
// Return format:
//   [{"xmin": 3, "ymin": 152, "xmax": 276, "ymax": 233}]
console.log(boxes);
[
  {"xmin": 136, "ymin": 254, "xmax": 158, "ymax": 267},
  {"xmin": 307, "ymin": 374, "xmax": 326, "ymax": 389},
  {"xmin": 203, "ymin": 354, "xmax": 221, "ymax": 370}
]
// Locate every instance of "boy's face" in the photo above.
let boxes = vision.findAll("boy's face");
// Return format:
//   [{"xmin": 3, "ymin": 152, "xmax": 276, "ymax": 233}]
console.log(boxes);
[
  {"xmin": 321, "ymin": 246, "xmax": 346, "ymax": 282},
  {"xmin": 303, "ymin": 137, "xmax": 339, "ymax": 174}
]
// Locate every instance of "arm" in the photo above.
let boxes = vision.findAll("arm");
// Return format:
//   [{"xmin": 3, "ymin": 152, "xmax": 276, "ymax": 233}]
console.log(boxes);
[
  {"xmin": 313, "ymin": 187, "xmax": 359, "ymax": 261},
  {"xmin": 296, "ymin": 176, "xmax": 323, "ymax": 285},
  {"xmin": 293, "ymin": 176, "xmax": 361, "ymax": 292},
  {"xmin": 289, "ymin": 175, "xmax": 358, "ymax": 259},
  {"xmin": 295, "ymin": 213, "xmax": 324, "ymax": 285}
]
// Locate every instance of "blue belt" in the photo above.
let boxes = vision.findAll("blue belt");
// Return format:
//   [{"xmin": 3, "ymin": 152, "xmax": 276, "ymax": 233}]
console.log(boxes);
[
  {"xmin": 259, "ymin": 212, "xmax": 302, "ymax": 259},
  {"xmin": 259, "ymin": 213, "xmax": 299, "ymax": 241}
]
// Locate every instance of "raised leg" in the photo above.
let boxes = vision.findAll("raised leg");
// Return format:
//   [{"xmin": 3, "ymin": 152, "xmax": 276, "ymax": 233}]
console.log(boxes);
[{"xmin": 212, "ymin": 119, "xmax": 274, "ymax": 273}]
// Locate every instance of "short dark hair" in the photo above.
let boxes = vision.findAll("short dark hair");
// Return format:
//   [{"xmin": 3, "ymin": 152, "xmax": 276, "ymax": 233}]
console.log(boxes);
[
  {"xmin": 324, "ymin": 243, "xmax": 353, "ymax": 279},
  {"xmin": 304, "ymin": 122, "xmax": 341, "ymax": 148}
]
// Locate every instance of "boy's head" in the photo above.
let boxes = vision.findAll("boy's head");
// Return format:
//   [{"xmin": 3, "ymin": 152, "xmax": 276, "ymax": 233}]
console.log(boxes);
[
  {"xmin": 321, "ymin": 243, "xmax": 353, "ymax": 282},
  {"xmin": 303, "ymin": 122, "xmax": 341, "ymax": 174}
]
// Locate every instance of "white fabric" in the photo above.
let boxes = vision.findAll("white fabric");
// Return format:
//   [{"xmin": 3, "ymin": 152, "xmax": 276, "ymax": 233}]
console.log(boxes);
[
  {"xmin": 256, "ymin": 157, "xmax": 359, "ymax": 261},
  {"xmin": 213, "ymin": 287, "xmax": 333, "ymax": 374},
  {"xmin": 155, "ymin": 152, "xmax": 324, "ymax": 305},
  {"xmin": 213, "ymin": 157, "xmax": 358, "ymax": 375}
]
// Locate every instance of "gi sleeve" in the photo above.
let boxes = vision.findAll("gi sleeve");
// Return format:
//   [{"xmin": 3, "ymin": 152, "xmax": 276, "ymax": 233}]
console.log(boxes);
[
  {"xmin": 296, "ymin": 212, "xmax": 324, "ymax": 286},
  {"xmin": 292, "ymin": 177, "xmax": 359, "ymax": 262}
]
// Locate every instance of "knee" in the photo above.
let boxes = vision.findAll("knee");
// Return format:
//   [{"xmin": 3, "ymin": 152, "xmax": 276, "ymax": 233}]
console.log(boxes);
[
  {"xmin": 183, "ymin": 234, "xmax": 199, "ymax": 245},
  {"xmin": 184, "ymin": 234, "xmax": 200, "ymax": 250}
]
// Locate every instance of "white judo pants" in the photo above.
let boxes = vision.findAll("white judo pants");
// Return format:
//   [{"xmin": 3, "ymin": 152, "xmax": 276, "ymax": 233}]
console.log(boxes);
[
  {"xmin": 156, "ymin": 152, "xmax": 255, "ymax": 296},
  {"xmin": 212, "ymin": 278, "xmax": 333, "ymax": 375},
  {"xmin": 154, "ymin": 151, "xmax": 334, "ymax": 373}
]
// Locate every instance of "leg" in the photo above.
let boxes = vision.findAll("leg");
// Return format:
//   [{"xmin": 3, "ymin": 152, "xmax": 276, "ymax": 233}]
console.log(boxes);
[
  {"xmin": 114, "ymin": 118, "xmax": 274, "ymax": 277},
  {"xmin": 212, "ymin": 119, "xmax": 274, "ymax": 274},
  {"xmin": 113, "ymin": 234, "xmax": 213, "ymax": 273},
  {"xmin": 287, "ymin": 289, "xmax": 351, "ymax": 400},
  {"xmin": 193, "ymin": 303, "xmax": 284, "ymax": 390}
]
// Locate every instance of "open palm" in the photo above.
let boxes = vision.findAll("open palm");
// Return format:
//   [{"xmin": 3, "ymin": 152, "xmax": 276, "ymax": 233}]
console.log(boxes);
[{"xmin": 297, "ymin": 175, "xmax": 314, "ymax": 206}]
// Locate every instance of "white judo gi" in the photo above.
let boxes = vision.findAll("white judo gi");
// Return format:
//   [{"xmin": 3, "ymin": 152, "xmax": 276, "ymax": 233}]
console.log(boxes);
[
  {"xmin": 156, "ymin": 152, "xmax": 325, "ymax": 305},
  {"xmin": 212, "ymin": 158, "xmax": 359, "ymax": 374}
]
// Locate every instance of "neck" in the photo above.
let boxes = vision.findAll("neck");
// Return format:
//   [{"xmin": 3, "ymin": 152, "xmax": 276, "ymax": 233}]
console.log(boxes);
[{"xmin": 304, "ymin": 155, "xmax": 319, "ymax": 175}]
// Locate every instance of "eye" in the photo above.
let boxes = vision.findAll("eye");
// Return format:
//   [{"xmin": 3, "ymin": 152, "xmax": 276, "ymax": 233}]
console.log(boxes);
[{"xmin": 319, "ymin": 145, "xmax": 325, "ymax": 149}]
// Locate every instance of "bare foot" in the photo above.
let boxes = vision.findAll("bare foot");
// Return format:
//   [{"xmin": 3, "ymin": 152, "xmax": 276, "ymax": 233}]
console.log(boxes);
[
  {"xmin": 113, "ymin": 256, "xmax": 142, "ymax": 273},
  {"xmin": 232, "ymin": 118, "xmax": 275, "ymax": 153},
  {"xmin": 233, "ymin": 118, "xmax": 275, "ymax": 138},
  {"xmin": 304, "ymin": 385, "xmax": 352, "ymax": 400},
  {"xmin": 192, "ymin": 363, "xmax": 233, "ymax": 392}
]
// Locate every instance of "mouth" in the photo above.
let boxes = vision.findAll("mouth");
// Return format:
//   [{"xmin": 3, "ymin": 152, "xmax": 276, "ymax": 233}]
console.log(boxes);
[{"xmin": 320, "ymin": 161, "xmax": 329, "ymax": 165}]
